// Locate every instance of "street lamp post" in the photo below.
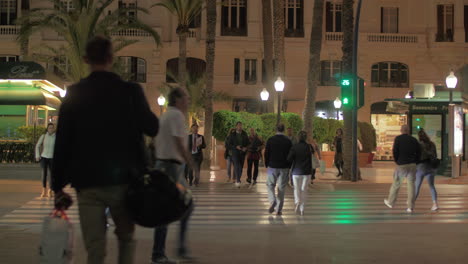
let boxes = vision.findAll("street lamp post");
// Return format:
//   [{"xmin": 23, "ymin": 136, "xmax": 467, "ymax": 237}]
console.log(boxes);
[
  {"xmin": 274, "ymin": 77, "xmax": 285, "ymax": 125},
  {"xmin": 260, "ymin": 88, "xmax": 270, "ymax": 113},
  {"xmin": 446, "ymin": 71, "xmax": 459, "ymax": 178},
  {"xmin": 334, "ymin": 97, "xmax": 342, "ymax": 120},
  {"xmin": 157, "ymin": 95, "xmax": 166, "ymax": 115}
]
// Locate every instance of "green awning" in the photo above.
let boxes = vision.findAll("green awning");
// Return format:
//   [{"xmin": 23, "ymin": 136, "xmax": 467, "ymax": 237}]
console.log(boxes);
[{"xmin": 0, "ymin": 82, "xmax": 61, "ymax": 109}]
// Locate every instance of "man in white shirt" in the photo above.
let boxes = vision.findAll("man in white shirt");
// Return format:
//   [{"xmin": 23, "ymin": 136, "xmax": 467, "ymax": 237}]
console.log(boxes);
[{"xmin": 151, "ymin": 88, "xmax": 194, "ymax": 264}]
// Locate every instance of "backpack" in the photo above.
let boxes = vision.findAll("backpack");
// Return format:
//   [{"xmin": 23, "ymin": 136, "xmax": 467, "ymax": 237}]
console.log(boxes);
[
  {"xmin": 127, "ymin": 169, "xmax": 194, "ymax": 228},
  {"xmin": 39, "ymin": 210, "xmax": 73, "ymax": 264}
]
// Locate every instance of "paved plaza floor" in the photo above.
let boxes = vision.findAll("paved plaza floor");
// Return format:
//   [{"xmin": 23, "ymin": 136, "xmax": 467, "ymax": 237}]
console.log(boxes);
[{"xmin": 1, "ymin": 163, "xmax": 468, "ymax": 263}]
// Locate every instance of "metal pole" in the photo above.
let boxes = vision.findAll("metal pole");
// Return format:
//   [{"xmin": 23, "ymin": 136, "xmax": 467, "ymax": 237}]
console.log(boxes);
[
  {"xmin": 351, "ymin": 0, "xmax": 363, "ymax": 182},
  {"xmin": 276, "ymin": 92, "xmax": 282, "ymax": 125},
  {"xmin": 449, "ymin": 90, "xmax": 453, "ymax": 105},
  {"xmin": 337, "ymin": 109, "xmax": 339, "ymax": 120}
]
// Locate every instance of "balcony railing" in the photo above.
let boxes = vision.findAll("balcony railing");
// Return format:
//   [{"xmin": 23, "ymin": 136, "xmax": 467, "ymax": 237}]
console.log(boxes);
[
  {"xmin": 325, "ymin": 32, "xmax": 343, "ymax": 41},
  {"xmin": 367, "ymin": 33, "xmax": 418, "ymax": 43},
  {"xmin": 0, "ymin": 25, "xmax": 19, "ymax": 35},
  {"xmin": 111, "ymin": 29, "xmax": 152, "ymax": 37},
  {"xmin": 188, "ymin": 28, "xmax": 198, "ymax": 38}
]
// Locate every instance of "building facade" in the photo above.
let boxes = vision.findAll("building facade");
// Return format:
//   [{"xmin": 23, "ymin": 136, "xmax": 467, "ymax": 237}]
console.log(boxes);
[{"xmin": 1, "ymin": 1, "xmax": 467, "ymax": 127}]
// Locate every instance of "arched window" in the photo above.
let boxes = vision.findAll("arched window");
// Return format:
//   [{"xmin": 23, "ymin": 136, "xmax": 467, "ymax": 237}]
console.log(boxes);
[
  {"xmin": 371, "ymin": 62, "xmax": 408, "ymax": 88},
  {"xmin": 320, "ymin": 60, "xmax": 342, "ymax": 86},
  {"xmin": 118, "ymin": 56, "xmax": 146, "ymax": 83}
]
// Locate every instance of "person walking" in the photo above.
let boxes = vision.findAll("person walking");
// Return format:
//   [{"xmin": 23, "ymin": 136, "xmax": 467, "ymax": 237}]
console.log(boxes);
[
  {"xmin": 288, "ymin": 131, "xmax": 317, "ymax": 215},
  {"xmin": 151, "ymin": 88, "xmax": 195, "ymax": 263},
  {"xmin": 264, "ymin": 124, "xmax": 292, "ymax": 215},
  {"xmin": 35, "ymin": 123, "xmax": 56, "ymax": 198},
  {"xmin": 187, "ymin": 124, "xmax": 206, "ymax": 187},
  {"xmin": 310, "ymin": 138, "xmax": 321, "ymax": 184},
  {"xmin": 333, "ymin": 128, "xmax": 344, "ymax": 177},
  {"xmin": 246, "ymin": 128, "xmax": 263, "ymax": 185},
  {"xmin": 384, "ymin": 125, "xmax": 421, "ymax": 213},
  {"xmin": 227, "ymin": 122, "xmax": 249, "ymax": 188},
  {"xmin": 414, "ymin": 129, "xmax": 439, "ymax": 211},
  {"xmin": 52, "ymin": 36, "xmax": 159, "ymax": 264},
  {"xmin": 224, "ymin": 128, "xmax": 236, "ymax": 182}
]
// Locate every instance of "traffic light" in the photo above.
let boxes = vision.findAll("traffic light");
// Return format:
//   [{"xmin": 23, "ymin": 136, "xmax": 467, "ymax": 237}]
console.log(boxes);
[{"xmin": 341, "ymin": 76, "xmax": 353, "ymax": 107}]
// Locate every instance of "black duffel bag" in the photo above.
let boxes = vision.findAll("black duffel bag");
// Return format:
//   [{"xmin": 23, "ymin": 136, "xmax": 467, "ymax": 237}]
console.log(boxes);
[{"xmin": 127, "ymin": 169, "xmax": 193, "ymax": 228}]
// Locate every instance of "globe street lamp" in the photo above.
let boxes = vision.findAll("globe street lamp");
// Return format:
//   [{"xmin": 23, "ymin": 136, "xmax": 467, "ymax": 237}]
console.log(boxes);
[
  {"xmin": 446, "ymin": 71, "xmax": 458, "ymax": 104},
  {"xmin": 274, "ymin": 77, "xmax": 285, "ymax": 125},
  {"xmin": 260, "ymin": 88, "xmax": 270, "ymax": 113},
  {"xmin": 334, "ymin": 97, "xmax": 342, "ymax": 120},
  {"xmin": 157, "ymin": 95, "xmax": 166, "ymax": 115}
]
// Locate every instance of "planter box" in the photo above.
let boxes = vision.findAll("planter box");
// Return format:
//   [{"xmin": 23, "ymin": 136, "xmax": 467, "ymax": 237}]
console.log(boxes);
[
  {"xmin": 321, "ymin": 151, "xmax": 336, "ymax": 168},
  {"xmin": 322, "ymin": 151, "xmax": 373, "ymax": 168}
]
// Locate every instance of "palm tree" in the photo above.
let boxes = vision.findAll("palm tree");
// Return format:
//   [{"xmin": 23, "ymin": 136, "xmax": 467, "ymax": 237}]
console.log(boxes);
[
  {"xmin": 262, "ymin": 0, "xmax": 274, "ymax": 113},
  {"xmin": 16, "ymin": 0, "xmax": 161, "ymax": 82},
  {"xmin": 203, "ymin": 0, "xmax": 217, "ymax": 169},
  {"xmin": 273, "ymin": 0, "xmax": 285, "ymax": 114},
  {"xmin": 341, "ymin": 0, "xmax": 354, "ymax": 181},
  {"xmin": 302, "ymin": 0, "xmax": 324, "ymax": 138},
  {"xmin": 153, "ymin": 0, "xmax": 204, "ymax": 91}
]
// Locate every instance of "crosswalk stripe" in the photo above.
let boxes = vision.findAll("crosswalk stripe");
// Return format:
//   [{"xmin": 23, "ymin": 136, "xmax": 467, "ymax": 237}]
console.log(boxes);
[{"xmin": 2, "ymin": 185, "xmax": 468, "ymax": 226}]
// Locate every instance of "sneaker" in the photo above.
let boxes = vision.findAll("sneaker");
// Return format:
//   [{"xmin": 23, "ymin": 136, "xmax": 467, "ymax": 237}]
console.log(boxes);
[
  {"xmin": 246, "ymin": 179, "xmax": 252, "ymax": 184},
  {"xmin": 406, "ymin": 208, "xmax": 413, "ymax": 213},
  {"xmin": 276, "ymin": 211, "xmax": 282, "ymax": 216},
  {"xmin": 252, "ymin": 181, "xmax": 257, "ymax": 186},
  {"xmin": 268, "ymin": 202, "xmax": 277, "ymax": 214},
  {"xmin": 151, "ymin": 256, "xmax": 176, "ymax": 264},
  {"xmin": 384, "ymin": 199, "xmax": 393, "ymax": 209},
  {"xmin": 431, "ymin": 203, "xmax": 439, "ymax": 211},
  {"xmin": 235, "ymin": 182, "xmax": 241, "ymax": 188}
]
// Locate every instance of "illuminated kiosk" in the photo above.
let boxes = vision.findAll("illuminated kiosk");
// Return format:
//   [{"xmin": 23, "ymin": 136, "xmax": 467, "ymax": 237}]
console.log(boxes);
[
  {"xmin": 385, "ymin": 90, "xmax": 464, "ymax": 177},
  {"xmin": 0, "ymin": 62, "xmax": 63, "ymax": 141}
]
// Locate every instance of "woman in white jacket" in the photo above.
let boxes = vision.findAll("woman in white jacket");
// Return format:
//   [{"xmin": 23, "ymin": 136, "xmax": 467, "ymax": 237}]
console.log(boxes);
[{"xmin": 35, "ymin": 123, "xmax": 56, "ymax": 197}]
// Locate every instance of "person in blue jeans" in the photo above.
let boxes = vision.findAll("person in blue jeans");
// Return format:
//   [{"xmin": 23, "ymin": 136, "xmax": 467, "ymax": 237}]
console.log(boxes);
[
  {"xmin": 414, "ymin": 129, "xmax": 439, "ymax": 211},
  {"xmin": 227, "ymin": 122, "xmax": 249, "ymax": 188}
]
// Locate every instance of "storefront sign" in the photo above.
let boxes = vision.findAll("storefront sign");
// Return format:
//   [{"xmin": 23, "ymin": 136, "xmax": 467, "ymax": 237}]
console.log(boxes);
[
  {"xmin": 410, "ymin": 104, "xmax": 449, "ymax": 112},
  {"xmin": 0, "ymin": 62, "xmax": 46, "ymax": 80}
]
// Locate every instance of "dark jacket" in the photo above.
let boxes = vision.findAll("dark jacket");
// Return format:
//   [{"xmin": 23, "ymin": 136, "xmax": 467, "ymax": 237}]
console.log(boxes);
[
  {"xmin": 247, "ymin": 135, "xmax": 263, "ymax": 160},
  {"xmin": 287, "ymin": 141, "xmax": 314, "ymax": 175},
  {"xmin": 227, "ymin": 130, "xmax": 249, "ymax": 157},
  {"xmin": 393, "ymin": 134, "xmax": 421, "ymax": 165},
  {"xmin": 188, "ymin": 134, "xmax": 206, "ymax": 159},
  {"xmin": 52, "ymin": 71, "xmax": 159, "ymax": 192},
  {"xmin": 419, "ymin": 141, "xmax": 437, "ymax": 163},
  {"xmin": 264, "ymin": 134, "xmax": 292, "ymax": 168}
]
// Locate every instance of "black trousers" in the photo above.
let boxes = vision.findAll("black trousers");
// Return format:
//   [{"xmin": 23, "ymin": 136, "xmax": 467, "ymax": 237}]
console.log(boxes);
[
  {"xmin": 40, "ymin": 158, "xmax": 53, "ymax": 188},
  {"xmin": 247, "ymin": 159, "xmax": 259, "ymax": 182}
]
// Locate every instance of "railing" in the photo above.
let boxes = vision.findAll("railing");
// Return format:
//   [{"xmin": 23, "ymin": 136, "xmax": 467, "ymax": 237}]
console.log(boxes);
[
  {"xmin": 0, "ymin": 25, "xmax": 19, "ymax": 35},
  {"xmin": 325, "ymin": 32, "xmax": 343, "ymax": 41},
  {"xmin": 112, "ymin": 29, "xmax": 152, "ymax": 37},
  {"xmin": 367, "ymin": 33, "xmax": 418, "ymax": 43},
  {"xmin": 0, "ymin": 142, "xmax": 35, "ymax": 163},
  {"xmin": 188, "ymin": 28, "xmax": 198, "ymax": 38}
]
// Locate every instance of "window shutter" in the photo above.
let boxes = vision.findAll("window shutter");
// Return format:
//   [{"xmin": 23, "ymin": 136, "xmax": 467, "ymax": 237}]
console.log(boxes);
[
  {"xmin": 396, "ymin": 8, "xmax": 399, "ymax": 33},
  {"xmin": 437, "ymin": 5, "xmax": 444, "ymax": 40},
  {"xmin": 325, "ymin": 2, "xmax": 332, "ymax": 32},
  {"xmin": 380, "ymin": 7, "xmax": 384, "ymax": 33}
]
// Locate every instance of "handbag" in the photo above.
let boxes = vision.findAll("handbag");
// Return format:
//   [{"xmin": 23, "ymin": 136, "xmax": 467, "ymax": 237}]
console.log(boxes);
[
  {"xmin": 39, "ymin": 210, "xmax": 73, "ymax": 264},
  {"xmin": 127, "ymin": 168, "xmax": 193, "ymax": 227}
]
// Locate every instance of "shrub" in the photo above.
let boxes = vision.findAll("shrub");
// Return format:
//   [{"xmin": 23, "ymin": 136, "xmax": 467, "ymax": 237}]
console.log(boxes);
[
  {"xmin": 213, "ymin": 111, "xmax": 240, "ymax": 141},
  {"xmin": 16, "ymin": 126, "xmax": 43, "ymax": 143},
  {"xmin": 282, "ymin": 112, "xmax": 303, "ymax": 135},
  {"xmin": 259, "ymin": 113, "xmax": 290, "ymax": 141},
  {"xmin": 358, "ymin": 122, "xmax": 377, "ymax": 152}
]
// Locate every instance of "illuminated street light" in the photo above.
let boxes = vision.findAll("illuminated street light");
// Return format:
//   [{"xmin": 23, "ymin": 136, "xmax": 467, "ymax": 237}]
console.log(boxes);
[
  {"xmin": 446, "ymin": 71, "xmax": 457, "ymax": 104},
  {"xmin": 274, "ymin": 77, "xmax": 285, "ymax": 125},
  {"xmin": 334, "ymin": 97, "xmax": 342, "ymax": 120},
  {"xmin": 260, "ymin": 88, "xmax": 269, "ymax": 101},
  {"xmin": 157, "ymin": 95, "xmax": 166, "ymax": 115}
]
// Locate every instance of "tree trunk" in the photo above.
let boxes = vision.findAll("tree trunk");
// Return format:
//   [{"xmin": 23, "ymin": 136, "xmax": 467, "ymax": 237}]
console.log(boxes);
[
  {"xmin": 178, "ymin": 32, "xmax": 188, "ymax": 90},
  {"xmin": 341, "ymin": 0, "xmax": 354, "ymax": 181},
  {"xmin": 262, "ymin": 0, "xmax": 274, "ymax": 113},
  {"xmin": 203, "ymin": 0, "xmax": 217, "ymax": 170},
  {"xmin": 303, "ymin": 0, "xmax": 324, "ymax": 138},
  {"xmin": 273, "ymin": 0, "xmax": 285, "ymax": 114}
]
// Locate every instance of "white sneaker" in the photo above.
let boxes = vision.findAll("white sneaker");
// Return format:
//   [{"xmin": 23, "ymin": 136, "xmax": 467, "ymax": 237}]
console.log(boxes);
[
  {"xmin": 406, "ymin": 208, "xmax": 413, "ymax": 213},
  {"xmin": 431, "ymin": 204, "xmax": 439, "ymax": 211},
  {"xmin": 235, "ymin": 182, "xmax": 241, "ymax": 188},
  {"xmin": 384, "ymin": 199, "xmax": 393, "ymax": 209}
]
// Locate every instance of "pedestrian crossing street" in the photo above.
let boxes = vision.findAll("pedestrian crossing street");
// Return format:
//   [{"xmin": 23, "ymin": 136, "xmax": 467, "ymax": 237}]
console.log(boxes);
[{"xmin": 1, "ymin": 182, "xmax": 468, "ymax": 227}]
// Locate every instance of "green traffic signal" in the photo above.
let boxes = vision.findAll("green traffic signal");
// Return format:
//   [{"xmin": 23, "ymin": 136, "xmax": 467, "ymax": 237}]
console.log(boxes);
[{"xmin": 343, "ymin": 97, "xmax": 350, "ymax": 105}]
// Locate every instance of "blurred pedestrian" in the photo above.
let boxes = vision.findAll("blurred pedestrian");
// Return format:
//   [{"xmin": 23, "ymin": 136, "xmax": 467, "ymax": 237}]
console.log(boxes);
[
  {"xmin": 264, "ymin": 124, "xmax": 292, "ymax": 215},
  {"xmin": 35, "ymin": 123, "xmax": 56, "ymax": 198},
  {"xmin": 333, "ymin": 128, "xmax": 344, "ymax": 177},
  {"xmin": 227, "ymin": 122, "xmax": 249, "ymax": 188},
  {"xmin": 286, "ymin": 127, "xmax": 298, "ymax": 145},
  {"xmin": 414, "ymin": 129, "xmax": 439, "ymax": 211},
  {"xmin": 187, "ymin": 124, "xmax": 206, "ymax": 187},
  {"xmin": 52, "ymin": 36, "xmax": 159, "ymax": 264},
  {"xmin": 384, "ymin": 125, "xmax": 421, "ymax": 213},
  {"xmin": 151, "ymin": 88, "xmax": 194, "ymax": 263},
  {"xmin": 288, "ymin": 131, "xmax": 318, "ymax": 215},
  {"xmin": 224, "ymin": 128, "xmax": 236, "ymax": 182},
  {"xmin": 246, "ymin": 128, "xmax": 263, "ymax": 185},
  {"xmin": 310, "ymin": 138, "xmax": 321, "ymax": 184}
]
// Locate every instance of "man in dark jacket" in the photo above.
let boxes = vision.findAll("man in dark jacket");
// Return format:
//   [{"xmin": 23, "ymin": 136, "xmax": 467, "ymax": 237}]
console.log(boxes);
[
  {"xmin": 187, "ymin": 124, "xmax": 206, "ymax": 186},
  {"xmin": 264, "ymin": 124, "xmax": 292, "ymax": 215},
  {"xmin": 52, "ymin": 36, "xmax": 159, "ymax": 264},
  {"xmin": 228, "ymin": 121, "xmax": 249, "ymax": 188},
  {"xmin": 384, "ymin": 124, "xmax": 421, "ymax": 213}
]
